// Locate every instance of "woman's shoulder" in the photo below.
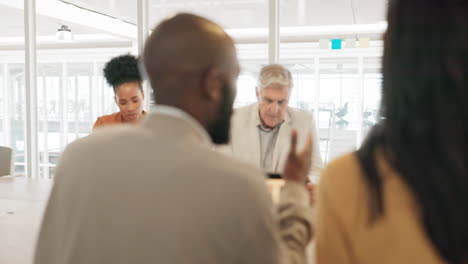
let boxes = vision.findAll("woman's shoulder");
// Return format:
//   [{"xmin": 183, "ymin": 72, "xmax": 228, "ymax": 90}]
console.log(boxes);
[
  {"xmin": 93, "ymin": 112, "xmax": 122, "ymax": 129},
  {"xmin": 98, "ymin": 112, "xmax": 122, "ymax": 122},
  {"xmin": 319, "ymin": 153, "xmax": 369, "ymax": 207},
  {"xmin": 322, "ymin": 153, "xmax": 363, "ymax": 184}
]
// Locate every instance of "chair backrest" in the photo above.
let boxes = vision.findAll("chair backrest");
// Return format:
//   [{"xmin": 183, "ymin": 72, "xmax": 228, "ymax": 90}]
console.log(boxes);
[{"xmin": 0, "ymin": 146, "xmax": 14, "ymax": 177}]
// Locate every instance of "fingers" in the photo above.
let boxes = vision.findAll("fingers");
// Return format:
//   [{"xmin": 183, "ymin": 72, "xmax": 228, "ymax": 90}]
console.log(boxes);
[
  {"xmin": 299, "ymin": 133, "xmax": 313, "ymax": 182},
  {"xmin": 301, "ymin": 133, "xmax": 313, "ymax": 157},
  {"xmin": 289, "ymin": 129, "xmax": 298, "ymax": 155},
  {"xmin": 306, "ymin": 183, "xmax": 315, "ymax": 206}
]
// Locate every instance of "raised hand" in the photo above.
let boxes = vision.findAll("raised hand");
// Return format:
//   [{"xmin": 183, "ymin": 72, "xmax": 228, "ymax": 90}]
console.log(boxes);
[{"xmin": 282, "ymin": 129, "xmax": 313, "ymax": 184}]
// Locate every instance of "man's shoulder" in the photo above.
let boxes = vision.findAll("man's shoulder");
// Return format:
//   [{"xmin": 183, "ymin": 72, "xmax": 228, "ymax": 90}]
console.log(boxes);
[
  {"xmin": 93, "ymin": 124, "xmax": 151, "ymax": 141},
  {"xmin": 287, "ymin": 106, "xmax": 313, "ymax": 124},
  {"xmin": 86, "ymin": 124, "xmax": 262, "ymax": 178},
  {"xmin": 66, "ymin": 125, "xmax": 152, "ymax": 156},
  {"xmin": 287, "ymin": 106, "xmax": 311, "ymax": 117},
  {"xmin": 201, "ymin": 148, "xmax": 264, "ymax": 176},
  {"xmin": 234, "ymin": 103, "xmax": 257, "ymax": 116},
  {"xmin": 231, "ymin": 103, "xmax": 258, "ymax": 126},
  {"xmin": 187, "ymin": 147, "xmax": 267, "ymax": 186}
]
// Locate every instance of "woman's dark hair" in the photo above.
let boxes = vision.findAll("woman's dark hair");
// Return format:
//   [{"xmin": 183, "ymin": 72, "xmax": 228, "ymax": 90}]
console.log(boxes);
[
  {"xmin": 103, "ymin": 54, "xmax": 142, "ymax": 93},
  {"xmin": 357, "ymin": 0, "xmax": 468, "ymax": 263}
]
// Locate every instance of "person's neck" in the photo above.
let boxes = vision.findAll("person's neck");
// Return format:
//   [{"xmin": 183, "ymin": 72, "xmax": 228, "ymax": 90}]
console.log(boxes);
[
  {"xmin": 166, "ymin": 103, "xmax": 211, "ymax": 132},
  {"xmin": 260, "ymin": 119, "xmax": 281, "ymax": 130}
]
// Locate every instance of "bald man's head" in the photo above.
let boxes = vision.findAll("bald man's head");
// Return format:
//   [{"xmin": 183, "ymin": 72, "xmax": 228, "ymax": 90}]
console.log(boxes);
[{"xmin": 143, "ymin": 13, "xmax": 240, "ymax": 144}]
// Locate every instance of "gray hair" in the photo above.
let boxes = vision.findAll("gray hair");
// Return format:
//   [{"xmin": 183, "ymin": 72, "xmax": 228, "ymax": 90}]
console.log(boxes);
[{"xmin": 256, "ymin": 64, "xmax": 293, "ymax": 91}]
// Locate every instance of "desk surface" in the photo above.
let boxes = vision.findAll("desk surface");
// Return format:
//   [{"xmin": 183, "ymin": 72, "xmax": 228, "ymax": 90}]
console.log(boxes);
[{"xmin": 0, "ymin": 176, "xmax": 52, "ymax": 264}]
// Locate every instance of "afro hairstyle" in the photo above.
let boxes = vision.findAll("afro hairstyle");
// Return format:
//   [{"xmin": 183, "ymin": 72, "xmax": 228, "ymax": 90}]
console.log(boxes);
[{"xmin": 103, "ymin": 54, "xmax": 142, "ymax": 92}]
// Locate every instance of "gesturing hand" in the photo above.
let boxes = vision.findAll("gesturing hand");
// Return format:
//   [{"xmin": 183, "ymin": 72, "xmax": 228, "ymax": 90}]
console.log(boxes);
[{"xmin": 282, "ymin": 129, "xmax": 313, "ymax": 184}]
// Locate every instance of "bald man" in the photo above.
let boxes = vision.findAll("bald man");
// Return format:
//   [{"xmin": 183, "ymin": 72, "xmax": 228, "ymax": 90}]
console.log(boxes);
[{"xmin": 35, "ymin": 14, "xmax": 313, "ymax": 264}]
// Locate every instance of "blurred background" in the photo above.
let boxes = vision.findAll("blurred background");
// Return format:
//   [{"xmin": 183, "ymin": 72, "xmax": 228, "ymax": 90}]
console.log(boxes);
[{"xmin": 0, "ymin": 0, "xmax": 387, "ymax": 178}]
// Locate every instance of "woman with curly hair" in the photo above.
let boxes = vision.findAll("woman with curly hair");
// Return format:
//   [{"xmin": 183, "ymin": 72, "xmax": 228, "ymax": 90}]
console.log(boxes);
[{"xmin": 93, "ymin": 54, "xmax": 146, "ymax": 129}]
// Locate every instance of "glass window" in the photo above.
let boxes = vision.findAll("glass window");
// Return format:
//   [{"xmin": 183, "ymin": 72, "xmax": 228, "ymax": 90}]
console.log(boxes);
[
  {"xmin": 0, "ymin": 4, "xmax": 26, "ymax": 175},
  {"xmin": 9, "ymin": 65, "xmax": 26, "ymax": 175},
  {"xmin": 362, "ymin": 57, "xmax": 383, "ymax": 139},
  {"xmin": 318, "ymin": 58, "xmax": 360, "ymax": 162},
  {"xmin": 279, "ymin": 55, "xmax": 384, "ymax": 163},
  {"xmin": 1, "ymin": 1, "xmax": 389, "ymax": 176},
  {"xmin": 278, "ymin": 0, "xmax": 387, "ymax": 163},
  {"xmin": 33, "ymin": 1, "xmax": 136, "ymax": 178}
]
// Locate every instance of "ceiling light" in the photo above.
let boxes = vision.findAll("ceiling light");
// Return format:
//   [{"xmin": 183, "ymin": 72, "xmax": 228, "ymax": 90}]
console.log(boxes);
[{"xmin": 56, "ymin": 25, "xmax": 73, "ymax": 42}]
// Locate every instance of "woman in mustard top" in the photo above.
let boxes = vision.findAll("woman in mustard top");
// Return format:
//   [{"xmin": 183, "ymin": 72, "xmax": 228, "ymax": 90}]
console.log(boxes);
[
  {"xmin": 316, "ymin": 0, "xmax": 468, "ymax": 263},
  {"xmin": 93, "ymin": 54, "xmax": 146, "ymax": 130}
]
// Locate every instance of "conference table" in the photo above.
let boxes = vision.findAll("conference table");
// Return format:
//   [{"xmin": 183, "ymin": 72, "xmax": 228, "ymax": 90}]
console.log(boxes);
[{"xmin": 0, "ymin": 176, "xmax": 52, "ymax": 264}]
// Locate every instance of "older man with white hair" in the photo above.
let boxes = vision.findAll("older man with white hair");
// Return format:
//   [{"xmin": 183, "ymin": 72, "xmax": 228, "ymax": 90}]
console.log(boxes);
[{"xmin": 227, "ymin": 64, "xmax": 323, "ymax": 181}]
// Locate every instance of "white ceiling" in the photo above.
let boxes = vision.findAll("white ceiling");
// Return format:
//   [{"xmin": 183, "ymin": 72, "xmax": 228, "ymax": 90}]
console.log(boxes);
[
  {"xmin": 59, "ymin": 0, "xmax": 136, "ymax": 24},
  {"xmin": 62, "ymin": 0, "xmax": 387, "ymax": 28},
  {"xmin": 0, "ymin": 0, "xmax": 387, "ymax": 38},
  {"xmin": 0, "ymin": 5, "xmax": 24, "ymax": 37},
  {"xmin": 0, "ymin": 5, "xmax": 100, "ymax": 37}
]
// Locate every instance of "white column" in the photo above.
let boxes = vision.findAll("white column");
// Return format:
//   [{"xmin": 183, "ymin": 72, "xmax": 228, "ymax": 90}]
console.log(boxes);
[
  {"xmin": 41, "ymin": 70, "xmax": 49, "ymax": 179},
  {"xmin": 91, "ymin": 61, "xmax": 98, "ymax": 130},
  {"xmin": 87, "ymin": 70, "xmax": 92, "ymax": 130},
  {"xmin": 314, "ymin": 58, "xmax": 320, "ymax": 126},
  {"xmin": 2, "ymin": 64, "xmax": 10, "ymax": 146},
  {"xmin": 60, "ymin": 63, "xmax": 66, "ymax": 151},
  {"xmin": 74, "ymin": 77, "xmax": 79, "ymax": 139},
  {"xmin": 137, "ymin": 0, "xmax": 149, "ymax": 56},
  {"xmin": 356, "ymin": 56, "xmax": 365, "ymax": 147},
  {"xmin": 138, "ymin": 0, "xmax": 151, "ymax": 109},
  {"xmin": 268, "ymin": 0, "xmax": 280, "ymax": 64},
  {"xmin": 24, "ymin": 0, "xmax": 39, "ymax": 178}
]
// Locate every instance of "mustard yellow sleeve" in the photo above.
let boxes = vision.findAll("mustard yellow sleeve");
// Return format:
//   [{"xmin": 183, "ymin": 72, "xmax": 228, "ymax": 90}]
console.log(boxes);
[{"xmin": 315, "ymin": 169, "xmax": 355, "ymax": 264}]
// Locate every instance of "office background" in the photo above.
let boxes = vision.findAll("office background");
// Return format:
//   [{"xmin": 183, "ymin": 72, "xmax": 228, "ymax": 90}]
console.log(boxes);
[{"xmin": 0, "ymin": 0, "xmax": 386, "ymax": 179}]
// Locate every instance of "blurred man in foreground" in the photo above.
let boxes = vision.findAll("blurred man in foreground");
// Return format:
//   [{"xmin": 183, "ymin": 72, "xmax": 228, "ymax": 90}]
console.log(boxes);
[{"xmin": 35, "ymin": 13, "xmax": 314, "ymax": 264}]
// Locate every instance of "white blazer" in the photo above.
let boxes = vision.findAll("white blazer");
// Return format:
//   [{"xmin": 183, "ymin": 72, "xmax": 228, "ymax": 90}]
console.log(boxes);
[{"xmin": 225, "ymin": 103, "xmax": 323, "ymax": 180}]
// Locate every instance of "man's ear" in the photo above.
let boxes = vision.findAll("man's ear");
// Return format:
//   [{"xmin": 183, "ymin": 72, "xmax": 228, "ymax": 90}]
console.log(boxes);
[
  {"xmin": 256, "ymin": 86, "xmax": 261, "ymax": 102},
  {"xmin": 201, "ymin": 67, "xmax": 223, "ymax": 102}
]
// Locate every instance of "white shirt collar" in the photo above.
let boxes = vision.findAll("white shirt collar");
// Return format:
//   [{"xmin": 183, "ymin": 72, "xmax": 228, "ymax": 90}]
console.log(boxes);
[{"xmin": 152, "ymin": 105, "xmax": 212, "ymax": 146}]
